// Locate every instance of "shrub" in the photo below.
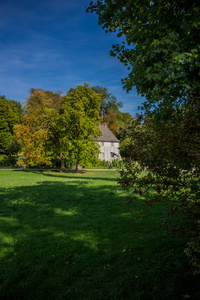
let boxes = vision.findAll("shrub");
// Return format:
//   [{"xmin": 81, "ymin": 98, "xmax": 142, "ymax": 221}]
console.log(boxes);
[{"xmin": 0, "ymin": 155, "xmax": 17, "ymax": 168}]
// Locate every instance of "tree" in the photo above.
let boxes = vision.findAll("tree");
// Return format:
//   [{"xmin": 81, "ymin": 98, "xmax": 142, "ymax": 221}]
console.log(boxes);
[
  {"xmin": 87, "ymin": 0, "xmax": 200, "ymax": 273},
  {"xmin": 60, "ymin": 84, "xmax": 101, "ymax": 171},
  {"xmin": 118, "ymin": 112, "xmax": 200, "ymax": 274},
  {"xmin": 14, "ymin": 85, "xmax": 101, "ymax": 171},
  {"xmin": 9, "ymin": 100, "xmax": 22, "ymax": 122},
  {"xmin": 14, "ymin": 89, "xmax": 64, "ymax": 167},
  {"xmin": 0, "ymin": 96, "xmax": 20, "ymax": 155},
  {"xmin": 103, "ymin": 110, "xmax": 132, "ymax": 137},
  {"xmin": 87, "ymin": 0, "xmax": 200, "ymax": 114},
  {"xmin": 117, "ymin": 115, "xmax": 136, "ymax": 157},
  {"xmin": 91, "ymin": 86, "xmax": 123, "ymax": 123},
  {"xmin": 91, "ymin": 86, "xmax": 133, "ymax": 138}
]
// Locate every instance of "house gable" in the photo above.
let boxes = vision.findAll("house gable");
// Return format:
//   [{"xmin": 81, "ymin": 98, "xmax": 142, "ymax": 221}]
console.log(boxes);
[{"xmin": 96, "ymin": 125, "xmax": 120, "ymax": 161}]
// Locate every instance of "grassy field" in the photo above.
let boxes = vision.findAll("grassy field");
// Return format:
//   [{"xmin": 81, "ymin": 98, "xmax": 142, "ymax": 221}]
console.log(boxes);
[{"xmin": 0, "ymin": 170, "xmax": 199, "ymax": 299}]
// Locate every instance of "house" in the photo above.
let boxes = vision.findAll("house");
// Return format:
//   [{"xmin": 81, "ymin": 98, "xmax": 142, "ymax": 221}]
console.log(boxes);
[{"xmin": 96, "ymin": 124, "xmax": 120, "ymax": 161}]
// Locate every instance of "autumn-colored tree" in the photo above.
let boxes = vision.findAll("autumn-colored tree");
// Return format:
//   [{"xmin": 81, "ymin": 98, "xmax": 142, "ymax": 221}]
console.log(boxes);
[
  {"xmin": 103, "ymin": 108, "xmax": 119, "ymax": 134},
  {"xmin": 14, "ymin": 85, "xmax": 101, "ymax": 170},
  {"xmin": 91, "ymin": 86, "xmax": 123, "ymax": 124},
  {"xmin": 14, "ymin": 89, "xmax": 64, "ymax": 167},
  {"xmin": 103, "ymin": 109, "xmax": 132, "ymax": 138},
  {"xmin": 91, "ymin": 86, "xmax": 133, "ymax": 138}
]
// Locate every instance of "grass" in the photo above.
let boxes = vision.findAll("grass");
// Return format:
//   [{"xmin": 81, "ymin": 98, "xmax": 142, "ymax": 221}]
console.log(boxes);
[{"xmin": 0, "ymin": 170, "xmax": 199, "ymax": 299}]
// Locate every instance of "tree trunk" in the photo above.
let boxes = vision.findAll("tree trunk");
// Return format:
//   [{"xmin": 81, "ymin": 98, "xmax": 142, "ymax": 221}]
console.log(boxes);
[
  {"xmin": 75, "ymin": 154, "xmax": 81, "ymax": 172},
  {"xmin": 60, "ymin": 154, "xmax": 65, "ymax": 171},
  {"xmin": 101, "ymin": 109, "xmax": 104, "ymax": 124},
  {"xmin": 75, "ymin": 163, "xmax": 82, "ymax": 172}
]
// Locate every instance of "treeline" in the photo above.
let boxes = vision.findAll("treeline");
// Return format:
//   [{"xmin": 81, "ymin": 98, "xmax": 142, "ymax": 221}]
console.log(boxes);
[{"xmin": 0, "ymin": 84, "xmax": 133, "ymax": 170}]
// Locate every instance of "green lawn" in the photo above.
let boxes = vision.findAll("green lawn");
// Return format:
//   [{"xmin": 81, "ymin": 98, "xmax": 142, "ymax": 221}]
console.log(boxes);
[{"xmin": 0, "ymin": 170, "xmax": 199, "ymax": 299}]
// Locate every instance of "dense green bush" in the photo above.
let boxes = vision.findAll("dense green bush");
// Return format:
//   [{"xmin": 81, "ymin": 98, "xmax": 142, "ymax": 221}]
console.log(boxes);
[
  {"xmin": 93, "ymin": 159, "xmax": 124, "ymax": 169},
  {"xmin": 93, "ymin": 159, "xmax": 109, "ymax": 168},
  {"xmin": 112, "ymin": 159, "xmax": 124, "ymax": 168},
  {"xmin": 0, "ymin": 155, "xmax": 17, "ymax": 167}
]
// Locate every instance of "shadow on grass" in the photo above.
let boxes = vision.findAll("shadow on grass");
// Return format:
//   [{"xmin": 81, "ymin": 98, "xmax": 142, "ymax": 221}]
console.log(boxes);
[
  {"xmin": 14, "ymin": 169, "xmax": 119, "ymax": 182},
  {"xmin": 0, "ymin": 178, "xmax": 199, "ymax": 299}
]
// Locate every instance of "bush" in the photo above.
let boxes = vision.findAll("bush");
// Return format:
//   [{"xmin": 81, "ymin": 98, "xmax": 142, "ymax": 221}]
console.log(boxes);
[
  {"xmin": 93, "ymin": 159, "xmax": 109, "ymax": 168},
  {"xmin": 0, "ymin": 155, "xmax": 17, "ymax": 168},
  {"xmin": 112, "ymin": 159, "xmax": 124, "ymax": 168},
  {"xmin": 93, "ymin": 159, "xmax": 124, "ymax": 169}
]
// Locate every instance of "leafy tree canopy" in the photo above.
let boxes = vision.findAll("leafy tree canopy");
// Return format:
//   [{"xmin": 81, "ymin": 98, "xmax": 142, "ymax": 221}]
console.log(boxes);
[
  {"xmin": 14, "ymin": 85, "xmax": 101, "ymax": 170},
  {"xmin": 87, "ymin": 0, "xmax": 200, "ymax": 113},
  {"xmin": 90, "ymin": 86, "xmax": 133, "ymax": 139},
  {"xmin": 9, "ymin": 100, "xmax": 22, "ymax": 121},
  {"xmin": 0, "ymin": 95, "xmax": 20, "ymax": 154},
  {"xmin": 104, "ymin": 110, "xmax": 132, "ymax": 137},
  {"xmin": 91, "ymin": 86, "xmax": 123, "ymax": 123},
  {"xmin": 14, "ymin": 89, "xmax": 63, "ymax": 167},
  {"xmin": 60, "ymin": 83, "xmax": 101, "ymax": 170},
  {"xmin": 87, "ymin": 0, "xmax": 200, "ymax": 273},
  {"xmin": 117, "ymin": 116, "xmax": 136, "ymax": 157}
]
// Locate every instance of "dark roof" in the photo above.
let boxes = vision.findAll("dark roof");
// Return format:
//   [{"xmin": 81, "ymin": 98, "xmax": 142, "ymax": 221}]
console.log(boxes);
[{"xmin": 96, "ymin": 125, "xmax": 120, "ymax": 142}]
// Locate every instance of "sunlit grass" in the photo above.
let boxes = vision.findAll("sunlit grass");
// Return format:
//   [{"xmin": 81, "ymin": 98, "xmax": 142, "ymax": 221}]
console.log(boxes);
[{"xmin": 0, "ymin": 170, "xmax": 199, "ymax": 299}]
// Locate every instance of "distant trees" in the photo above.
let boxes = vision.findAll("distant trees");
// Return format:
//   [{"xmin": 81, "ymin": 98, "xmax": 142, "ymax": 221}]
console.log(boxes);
[
  {"xmin": 14, "ymin": 84, "xmax": 101, "ymax": 170},
  {"xmin": 1, "ymin": 86, "xmax": 131, "ymax": 169},
  {"xmin": 91, "ymin": 85, "xmax": 133, "ymax": 137},
  {"xmin": 0, "ymin": 84, "xmax": 131, "ymax": 167},
  {"xmin": 14, "ymin": 89, "xmax": 63, "ymax": 167},
  {"xmin": 0, "ymin": 96, "xmax": 21, "ymax": 155},
  {"xmin": 3, "ymin": 84, "xmax": 131, "ymax": 169},
  {"xmin": 91, "ymin": 86, "xmax": 123, "ymax": 123},
  {"xmin": 117, "ymin": 116, "xmax": 136, "ymax": 158}
]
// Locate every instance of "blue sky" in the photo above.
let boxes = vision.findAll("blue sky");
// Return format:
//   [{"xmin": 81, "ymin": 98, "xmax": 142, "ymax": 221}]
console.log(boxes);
[{"xmin": 0, "ymin": 0, "xmax": 145, "ymax": 116}]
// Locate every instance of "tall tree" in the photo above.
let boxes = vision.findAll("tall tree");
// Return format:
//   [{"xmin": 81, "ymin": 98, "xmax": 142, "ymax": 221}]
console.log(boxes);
[
  {"xmin": 87, "ymin": 0, "xmax": 200, "ymax": 273},
  {"xmin": 91, "ymin": 86, "xmax": 123, "ymax": 123},
  {"xmin": 14, "ymin": 89, "xmax": 65, "ymax": 167},
  {"xmin": 9, "ymin": 100, "xmax": 22, "ymax": 122},
  {"xmin": 60, "ymin": 84, "xmax": 101, "ymax": 171},
  {"xmin": 0, "ymin": 96, "xmax": 20, "ymax": 154},
  {"xmin": 91, "ymin": 86, "xmax": 133, "ymax": 138},
  {"xmin": 87, "ymin": 0, "xmax": 200, "ymax": 114},
  {"xmin": 116, "ymin": 115, "xmax": 135, "ymax": 157},
  {"xmin": 103, "ymin": 110, "xmax": 132, "ymax": 137}
]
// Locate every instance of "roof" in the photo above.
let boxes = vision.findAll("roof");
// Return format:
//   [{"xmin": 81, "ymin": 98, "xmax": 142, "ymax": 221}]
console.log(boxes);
[{"xmin": 96, "ymin": 125, "xmax": 120, "ymax": 142}]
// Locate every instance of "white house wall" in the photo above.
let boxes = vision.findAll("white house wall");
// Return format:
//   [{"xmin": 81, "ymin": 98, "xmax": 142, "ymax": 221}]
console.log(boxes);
[{"xmin": 98, "ymin": 142, "xmax": 120, "ymax": 161}]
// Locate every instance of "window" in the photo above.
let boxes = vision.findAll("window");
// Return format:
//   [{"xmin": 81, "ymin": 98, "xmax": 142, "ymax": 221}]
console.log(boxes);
[
  {"xmin": 101, "ymin": 152, "xmax": 104, "ymax": 158},
  {"xmin": 100, "ymin": 142, "xmax": 104, "ymax": 146},
  {"xmin": 111, "ymin": 142, "xmax": 114, "ymax": 147}
]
